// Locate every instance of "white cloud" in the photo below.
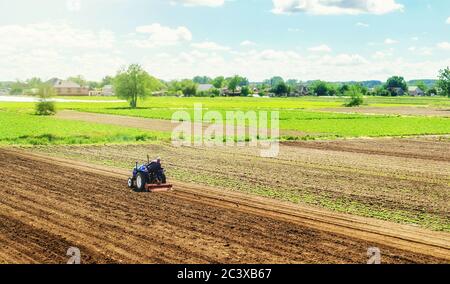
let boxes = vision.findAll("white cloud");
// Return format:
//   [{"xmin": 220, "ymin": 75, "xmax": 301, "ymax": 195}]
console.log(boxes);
[
  {"xmin": 356, "ymin": 22, "xmax": 369, "ymax": 28},
  {"xmin": 170, "ymin": 0, "xmax": 225, "ymax": 7},
  {"xmin": 308, "ymin": 44, "xmax": 332, "ymax": 52},
  {"xmin": 66, "ymin": 0, "xmax": 81, "ymax": 12},
  {"xmin": 0, "ymin": 22, "xmax": 124, "ymax": 80},
  {"xmin": 446, "ymin": 17, "xmax": 450, "ymax": 24},
  {"xmin": 437, "ymin": 42, "xmax": 450, "ymax": 50},
  {"xmin": 272, "ymin": 0, "xmax": 404, "ymax": 15},
  {"xmin": 240, "ymin": 40, "xmax": 256, "ymax": 47},
  {"xmin": 384, "ymin": 38, "xmax": 398, "ymax": 45},
  {"xmin": 132, "ymin": 23, "xmax": 192, "ymax": 48},
  {"xmin": 191, "ymin": 41, "xmax": 230, "ymax": 51}
]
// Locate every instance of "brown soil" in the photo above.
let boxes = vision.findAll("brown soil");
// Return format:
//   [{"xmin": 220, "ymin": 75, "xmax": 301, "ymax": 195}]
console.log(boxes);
[
  {"xmin": 320, "ymin": 106, "xmax": 450, "ymax": 117},
  {"xmin": 28, "ymin": 137, "xmax": 450, "ymax": 232},
  {"xmin": 0, "ymin": 149, "xmax": 448, "ymax": 264},
  {"xmin": 56, "ymin": 110, "xmax": 305, "ymax": 136}
]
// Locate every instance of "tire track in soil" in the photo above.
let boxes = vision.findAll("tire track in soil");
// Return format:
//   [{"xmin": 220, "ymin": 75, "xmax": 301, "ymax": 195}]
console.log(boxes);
[{"xmin": 0, "ymin": 148, "xmax": 448, "ymax": 264}]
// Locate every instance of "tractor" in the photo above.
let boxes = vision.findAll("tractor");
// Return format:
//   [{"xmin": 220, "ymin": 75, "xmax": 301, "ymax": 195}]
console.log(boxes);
[{"xmin": 127, "ymin": 155, "xmax": 173, "ymax": 192}]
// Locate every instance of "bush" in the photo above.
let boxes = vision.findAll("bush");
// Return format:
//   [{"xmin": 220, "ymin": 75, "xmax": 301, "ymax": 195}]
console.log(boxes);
[
  {"xmin": 35, "ymin": 84, "xmax": 56, "ymax": 115},
  {"xmin": 35, "ymin": 100, "xmax": 56, "ymax": 115},
  {"xmin": 345, "ymin": 86, "xmax": 364, "ymax": 107}
]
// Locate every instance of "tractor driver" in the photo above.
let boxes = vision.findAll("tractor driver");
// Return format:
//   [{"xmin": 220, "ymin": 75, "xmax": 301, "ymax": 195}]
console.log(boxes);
[{"xmin": 148, "ymin": 157, "xmax": 163, "ymax": 182}]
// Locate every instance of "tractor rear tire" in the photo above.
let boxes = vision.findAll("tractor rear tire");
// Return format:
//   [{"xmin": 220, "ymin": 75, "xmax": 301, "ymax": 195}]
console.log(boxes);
[{"xmin": 136, "ymin": 172, "xmax": 148, "ymax": 192}]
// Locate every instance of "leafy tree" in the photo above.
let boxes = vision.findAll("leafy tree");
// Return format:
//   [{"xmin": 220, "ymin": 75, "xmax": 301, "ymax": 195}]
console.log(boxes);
[
  {"xmin": 344, "ymin": 85, "xmax": 364, "ymax": 107},
  {"xmin": 212, "ymin": 76, "xmax": 225, "ymax": 88},
  {"xmin": 10, "ymin": 81, "xmax": 25, "ymax": 95},
  {"xmin": 101, "ymin": 76, "xmax": 114, "ymax": 87},
  {"xmin": 426, "ymin": 87, "xmax": 438, "ymax": 96},
  {"xmin": 415, "ymin": 81, "xmax": 428, "ymax": 93},
  {"xmin": 436, "ymin": 67, "xmax": 450, "ymax": 97},
  {"xmin": 286, "ymin": 79, "xmax": 299, "ymax": 88},
  {"xmin": 35, "ymin": 83, "xmax": 56, "ymax": 115},
  {"xmin": 113, "ymin": 64, "xmax": 163, "ymax": 108},
  {"xmin": 385, "ymin": 76, "xmax": 407, "ymax": 96},
  {"xmin": 180, "ymin": 79, "xmax": 197, "ymax": 97},
  {"xmin": 265, "ymin": 76, "xmax": 284, "ymax": 87},
  {"xmin": 227, "ymin": 75, "xmax": 242, "ymax": 93},
  {"xmin": 26, "ymin": 77, "xmax": 43, "ymax": 88},
  {"xmin": 193, "ymin": 76, "xmax": 212, "ymax": 84},
  {"xmin": 311, "ymin": 81, "xmax": 329, "ymax": 96},
  {"xmin": 339, "ymin": 84, "xmax": 350, "ymax": 95},
  {"xmin": 272, "ymin": 82, "xmax": 289, "ymax": 96},
  {"xmin": 238, "ymin": 76, "xmax": 249, "ymax": 87},
  {"xmin": 241, "ymin": 86, "xmax": 250, "ymax": 96}
]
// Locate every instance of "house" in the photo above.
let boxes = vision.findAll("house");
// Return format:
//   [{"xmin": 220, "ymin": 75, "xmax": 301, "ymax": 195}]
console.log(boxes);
[
  {"xmin": 53, "ymin": 80, "xmax": 89, "ymax": 96},
  {"xmin": 408, "ymin": 86, "xmax": 425, "ymax": 97},
  {"xmin": 388, "ymin": 87, "xmax": 405, "ymax": 96},
  {"xmin": 197, "ymin": 84, "xmax": 214, "ymax": 92},
  {"xmin": 102, "ymin": 85, "xmax": 115, "ymax": 96},
  {"xmin": 290, "ymin": 85, "xmax": 310, "ymax": 97},
  {"xmin": 89, "ymin": 89, "xmax": 103, "ymax": 96}
]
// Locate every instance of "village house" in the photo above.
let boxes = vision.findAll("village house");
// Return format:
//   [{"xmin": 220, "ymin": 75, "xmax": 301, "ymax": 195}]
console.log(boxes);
[
  {"xmin": 197, "ymin": 84, "xmax": 214, "ymax": 92},
  {"xmin": 53, "ymin": 80, "xmax": 89, "ymax": 96},
  {"xmin": 408, "ymin": 86, "xmax": 425, "ymax": 96},
  {"xmin": 102, "ymin": 85, "xmax": 115, "ymax": 96}
]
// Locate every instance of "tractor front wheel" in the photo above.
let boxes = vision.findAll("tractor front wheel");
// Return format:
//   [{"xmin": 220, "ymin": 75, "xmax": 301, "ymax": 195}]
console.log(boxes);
[
  {"xmin": 127, "ymin": 178, "xmax": 134, "ymax": 189},
  {"xmin": 136, "ymin": 172, "xmax": 148, "ymax": 192}
]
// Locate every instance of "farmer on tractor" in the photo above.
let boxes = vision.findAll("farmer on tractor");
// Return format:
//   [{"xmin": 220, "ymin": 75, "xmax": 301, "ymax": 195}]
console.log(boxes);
[
  {"xmin": 148, "ymin": 157, "xmax": 163, "ymax": 184},
  {"xmin": 127, "ymin": 156, "xmax": 172, "ymax": 192}
]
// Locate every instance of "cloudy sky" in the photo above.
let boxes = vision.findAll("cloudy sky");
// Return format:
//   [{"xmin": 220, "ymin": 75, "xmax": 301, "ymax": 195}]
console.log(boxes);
[{"xmin": 0, "ymin": 0, "xmax": 449, "ymax": 82}]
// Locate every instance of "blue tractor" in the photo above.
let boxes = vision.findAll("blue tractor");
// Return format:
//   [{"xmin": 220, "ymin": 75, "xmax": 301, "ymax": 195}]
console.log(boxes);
[{"xmin": 127, "ymin": 156, "xmax": 172, "ymax": 192}]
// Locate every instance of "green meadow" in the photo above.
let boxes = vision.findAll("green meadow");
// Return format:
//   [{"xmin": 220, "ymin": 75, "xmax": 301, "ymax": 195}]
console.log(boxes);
[{"xmin": 0, "ymin": 96, "xmax": 449, "ymax": 145}]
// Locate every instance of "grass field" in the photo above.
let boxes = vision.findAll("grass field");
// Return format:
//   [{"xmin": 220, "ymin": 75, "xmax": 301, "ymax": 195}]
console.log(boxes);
[
  {"xmin": 1, "ymin": 96, "xmax": 449, "ymax": 145},
  {"xmin": 0, "ymin": 111, "xmax": 170, "ymax": 145}
]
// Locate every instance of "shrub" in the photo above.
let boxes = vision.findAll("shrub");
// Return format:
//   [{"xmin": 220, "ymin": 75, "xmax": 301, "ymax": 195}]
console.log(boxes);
[
  {"xmin": 35, "ymin": 84, "xmax": 56, "ymax": 115},
  {"xmin": 35, "ymin": 100, "xmax": 56, "ymax": 115}
]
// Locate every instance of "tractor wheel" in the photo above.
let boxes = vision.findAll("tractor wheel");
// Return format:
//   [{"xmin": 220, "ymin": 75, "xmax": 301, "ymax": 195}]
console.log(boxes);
[
  {"xmin": 127, "ymin": 178, "xmax": 134, "ymax": 189},
  {"xmin": 136, "ymin": 172, "xmax": 148, "ymax": 192}
]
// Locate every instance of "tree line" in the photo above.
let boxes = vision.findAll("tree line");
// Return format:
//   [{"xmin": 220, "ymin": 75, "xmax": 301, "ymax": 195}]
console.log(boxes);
[{"xmin": 1, "ymin": 64, "xmax": 449, "ymax": 110}]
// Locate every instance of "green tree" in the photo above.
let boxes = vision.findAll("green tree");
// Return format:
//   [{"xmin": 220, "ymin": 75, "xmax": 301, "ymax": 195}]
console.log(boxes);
[
  {"xmin": 272, "ymin": 82, "xmax": 289, "ymax": 96},
  {"xmin": 344, "ymin": 85, "xmax": 364, "ymax": 107},
  {"xmin": 35, "ymin": 83, "xmax": 56, "ymax": 115},
  {"xmin": 113, "ymin": 64, "xmax": 163, "ymax": 108},
  {"xmin": 193, "ymin": 76, "xmax": 212, "ymax": 84},
  {"xmin": 241, "ymin": 86, "xmax": 250, "ymax": 96},
  {"xmin": 436, "ymin": 67, "xmax": 450, "ymax": 97},
  {"xmin": 415, "ymin": 81, "xmax": 428, "ymax": 93},
  {"xmin": 385, "ymin": 76, "xmax": 407, "ymax": 96},
  {"xmin": 265, "ymin": 76, "xmax": 284, "ymax": 87},
  {"xmin": 311, "ymin": 81, "xmax": 329, "ymax": 96},
  {"xmin": 10, "ymin": 81, "xmax": 25, "ymax": 95},
  {"xmin": 26, "ymin": 77, "xmax": 43, "ymax": 88},
  {"xmin": 227, "ymin": 75, "xmax": 242, "ymax": 93},
  {"xmin": 212, "ymin": 76, "xmax": 225, "ymax": 89},
  {"xmin": 180, "ymin": 79, "xmax": 197, "ymax": 97},
  {"xmin": 101, "ymin": 76, "xmax": 114, "ymax": 87}
]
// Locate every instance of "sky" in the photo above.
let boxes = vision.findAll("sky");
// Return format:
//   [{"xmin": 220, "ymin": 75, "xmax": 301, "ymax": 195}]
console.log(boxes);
[{"xmin": 0, "ymin": 0, "xmax": 449, "ymax": 82}]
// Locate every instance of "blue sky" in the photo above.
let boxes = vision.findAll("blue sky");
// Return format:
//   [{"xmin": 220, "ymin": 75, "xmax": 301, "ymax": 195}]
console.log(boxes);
[{"xmin": 0, "ymin": 0, "xmax": 449, "ymax": 82}]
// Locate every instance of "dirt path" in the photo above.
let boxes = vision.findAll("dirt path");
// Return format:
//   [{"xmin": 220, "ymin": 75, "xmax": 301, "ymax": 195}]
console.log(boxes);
[
  {"xmin": 0, "ymin": 149, "xmax": 448, "ymax": 264},
  {"xmin": 56, "ymin": 110, "xmax": 305, "ymax": 136},
  {"xmin": 320, "ymin": 106, "xmax": 450, "ymax": 117}
]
